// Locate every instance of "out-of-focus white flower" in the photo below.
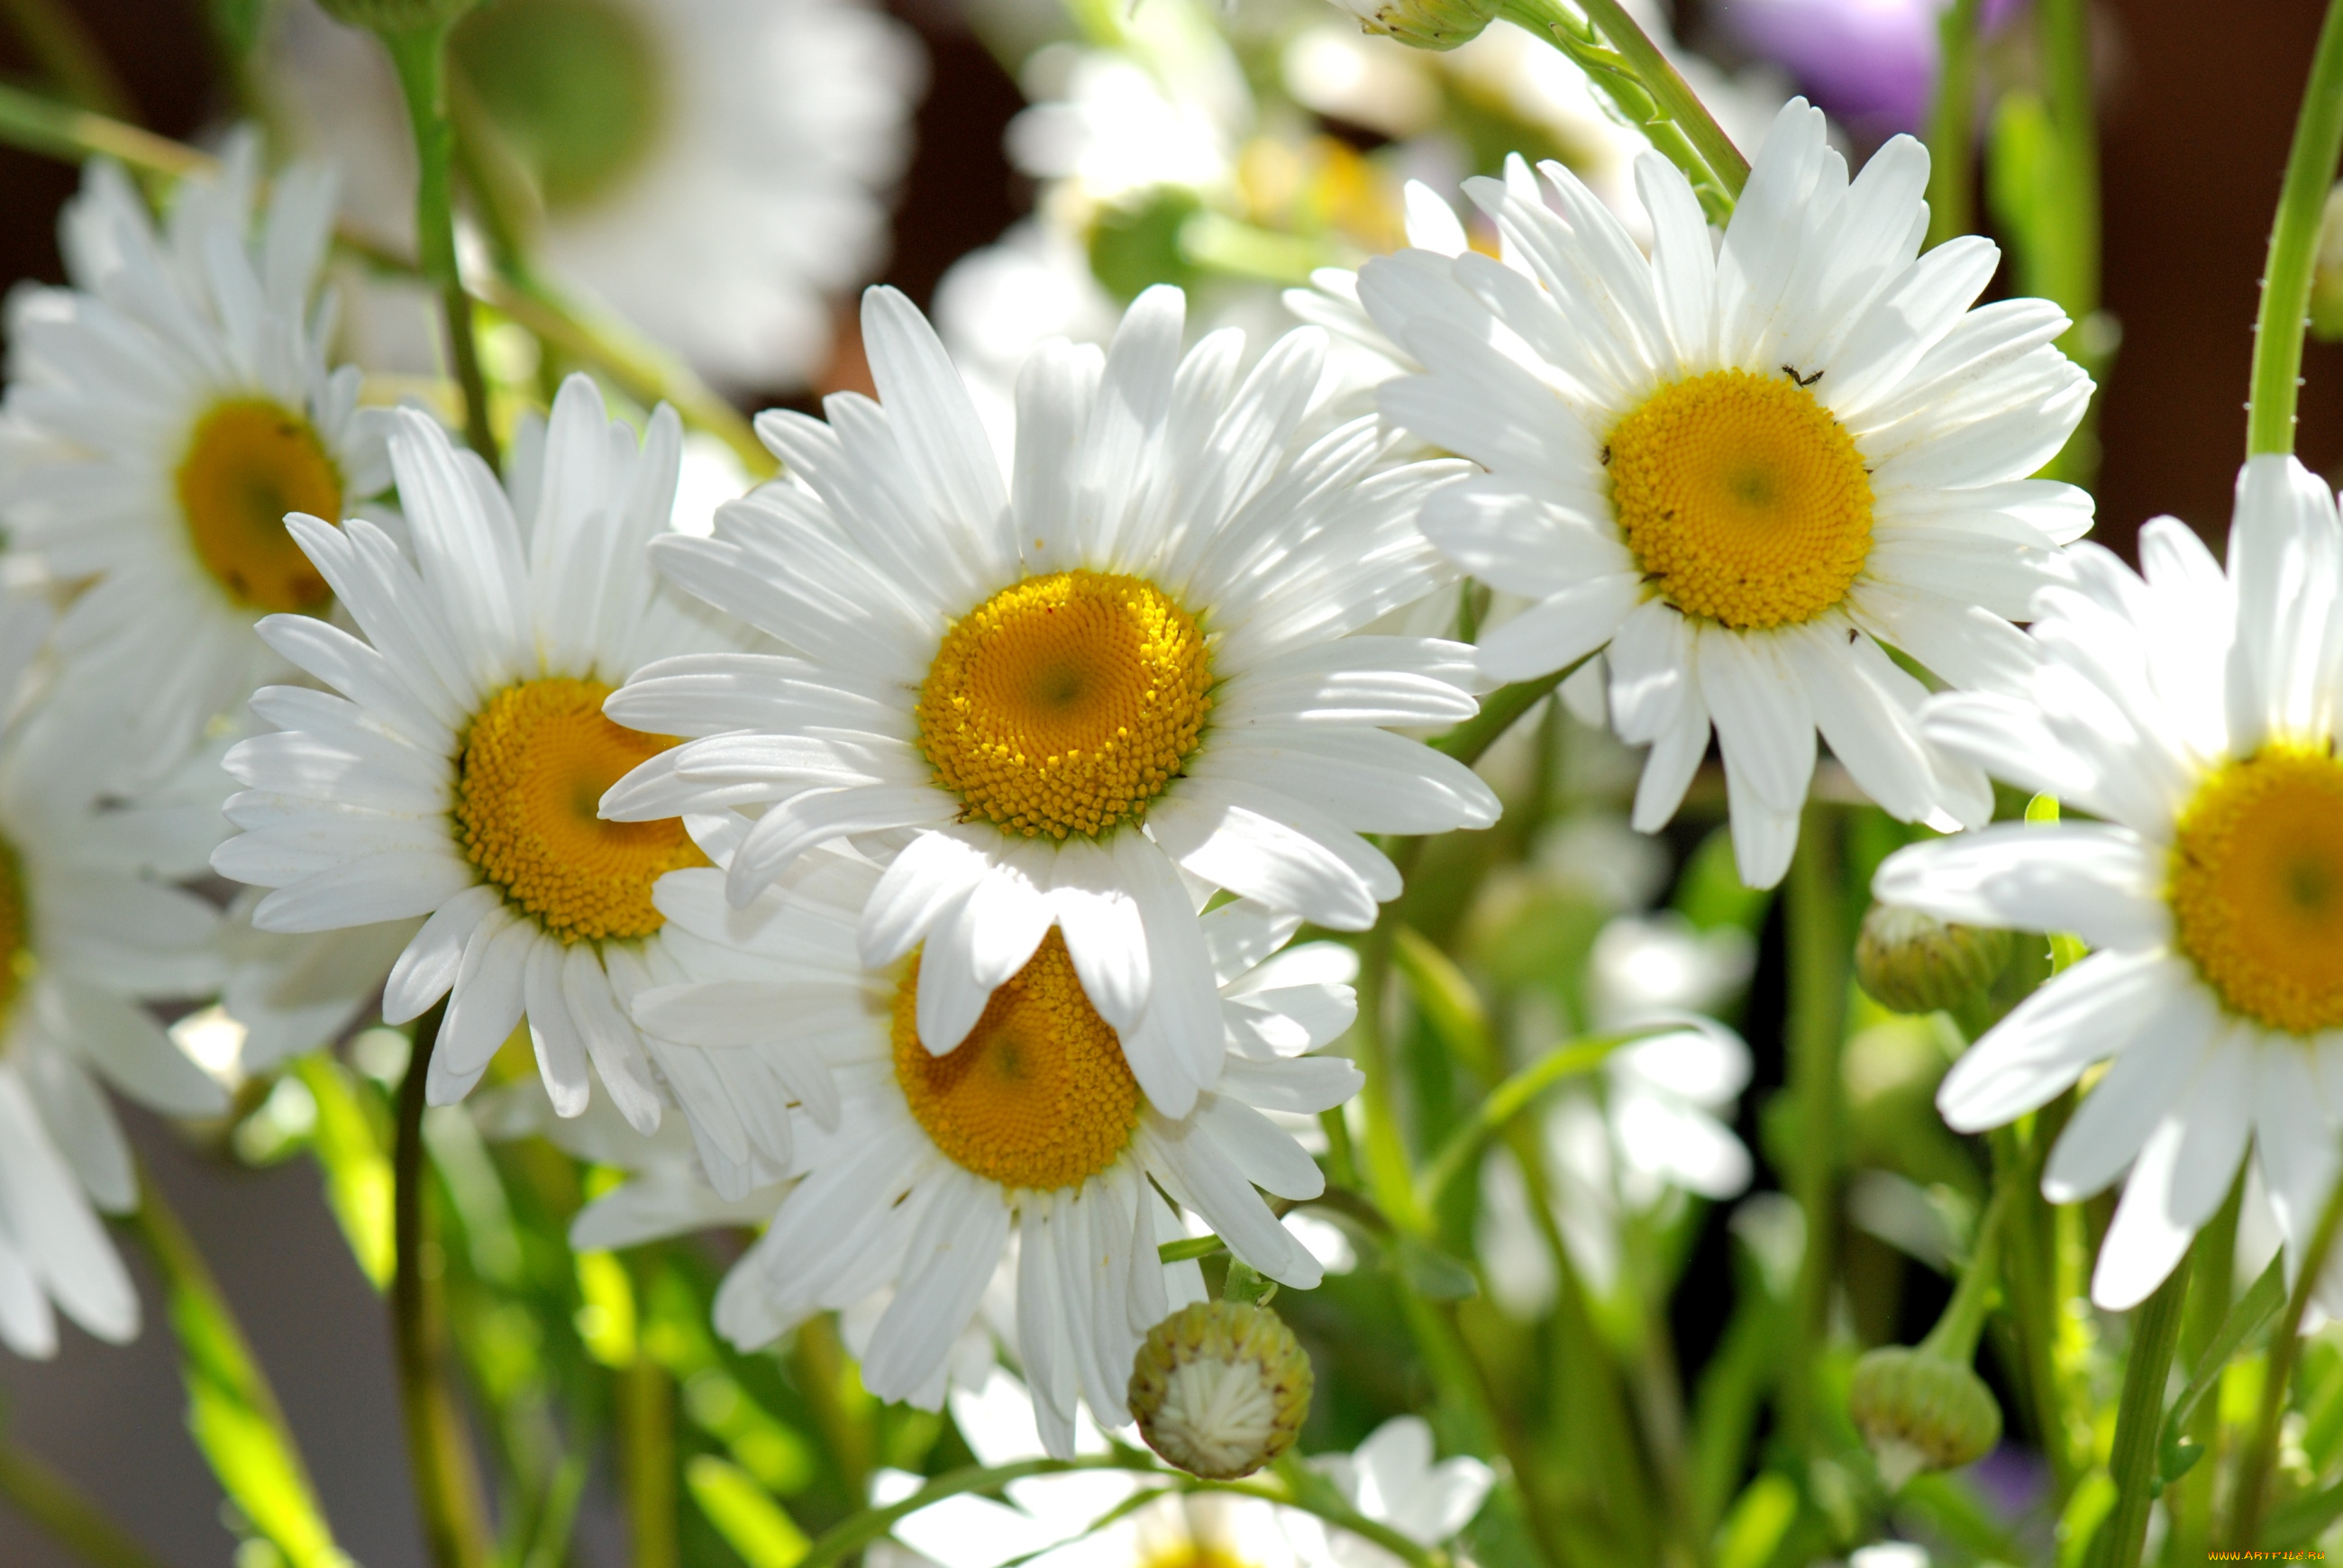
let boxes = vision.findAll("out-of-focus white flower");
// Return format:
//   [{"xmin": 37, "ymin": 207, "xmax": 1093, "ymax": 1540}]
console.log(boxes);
[
  {"xmin": 267, "ymin": 0, "xmax": 924, "ymax": 391},
  {"xmin": 1479, "ymin": 915, "xmax": 1755, "ymax": 1312},
  {"xmin": 1289, "ymin": 1417, "xmax": 1495, "ymax": 1568}
]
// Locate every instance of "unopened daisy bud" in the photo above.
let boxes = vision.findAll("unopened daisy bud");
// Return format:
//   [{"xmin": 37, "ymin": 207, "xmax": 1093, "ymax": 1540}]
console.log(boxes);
[
  {"xmin": 2313, "ymin": 184, "xmax": 2343, "ymax": 342},
  {"xmin": 1325, "ymin": 0, "xmax": 1499, "ymax": 51},
  {"xmin": 1854, "ymin": 903, "xmax": 2012, "ymax": 1016},
  {"xmin": 315, "ymin": 0, "xmax": 477, "ymax": 33},
  {"xmin": 1128, "ymin": 1299, "xmax": 1313, "ymax": 1480},
  {"xmin": 1846, "ymin": 1346, "xmax": 2001, "ymax": 1491}
]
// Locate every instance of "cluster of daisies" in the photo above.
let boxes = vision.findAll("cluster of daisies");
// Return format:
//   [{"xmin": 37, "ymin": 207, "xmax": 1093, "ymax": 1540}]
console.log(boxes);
[{"xmin": 4, "ymin": 50, "xmax": 2340, "ymax": 1518}]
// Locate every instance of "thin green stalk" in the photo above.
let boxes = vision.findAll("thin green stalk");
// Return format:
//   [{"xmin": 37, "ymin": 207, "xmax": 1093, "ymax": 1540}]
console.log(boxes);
[
  {"xmin": 2246, "ymin": 0, "xmax": 2343, "ymax": 455},
  {"xmin": 1778, "ymin": 805, "xmax": 1848, "ymax": 1455},
  {"xmin": 0, "ymin": 1441, "xmax": 169, "ymax": 1568},
  {"xmin": 1919, "ymin": 1176, "xmax": 2011, "ymax": 1364},
  {"xmin": 0, "ymin": 84, "xmax": 766, "ymax": 469},
  {"xmin": 1575, "ymin": 0, "xmax": 1747, "ymax": 197},
  {"xmin": 1922, "ymin": 0, "xmax": 1983, "ymax": 249},
  {"xmin": 2230, "ymin": 1167, "xmax": 2343, "ymax": 1548},
  {"xmin": 2039, "ymin": 0, "xmax": 2101, "ymax": 345},
  {"xmin": 393, "ymin": 1003, "xmax": 494, "ymax": 1568},
  {"xmin": 624, "ymin": 1330, "xmax": 679, "ymax": 1568},
  {"xmin": 0, "ymin": 0, "xmax": 132, "ymax": 118},
  {"xmin": 379, "ymin": 23, "xmax": 498, "ymax": 469},
  {"xmin": 1414, "ymin": 1026, "xmax": 1664, "ymax": 1210},
  {"xmin": 794, "ymin": 1315, "xmax": 874, "ymax": 1507},
  {"xmin": 2092, "ymin": 1254, "xmax": 2192, "ymax": 1568},
  {"xmin": 1353, "ymin": 842, "xmax": 1431, "ymax": 1233},
  {"xmin": 2165, "ymin": 1178, "xmax": 2245, "ymax": 1566},
  {"xmin": 1493, "ymin": 0, "xmax": 1746, "ymax": 222},
  {"xmin": 0, "ymin": 80, "xmax": 206, "ymax": 178},
  {"xmin": 795, "ymin": 1457, "xmax": 1448, "ymax": 1568}
]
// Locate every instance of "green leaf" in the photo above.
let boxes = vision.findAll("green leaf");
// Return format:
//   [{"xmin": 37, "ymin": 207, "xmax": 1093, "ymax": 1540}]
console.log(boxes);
[
  {"xmin": 129, "ymin": 1180, "xmax": 350, "ymax": 1568},
  {"xmin": 2155, "ymin": 1253, "xmax": 2285, "ymax": 1487},
  {"xmin": 1392, "ymin": 1234, "xmax": 1478, "ymax": 1301},
  {"xmin": 292, "ymin": 1056, "xmax": 394, "ymax": 1289},
  {"xmin": 688, "ymin": 1456, "xmax": 812, "ymax": 1568}
]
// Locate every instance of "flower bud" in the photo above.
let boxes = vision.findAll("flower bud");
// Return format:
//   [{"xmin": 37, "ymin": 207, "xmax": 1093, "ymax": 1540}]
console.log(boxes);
[
  {"xmin": 314, "ymin": 0, "xmax": 479, "ymax": 33},
  {"xmin": 1854, "ymin": 903, "xmax": 2012, "ymax": 1016},
  {"xmin": 1323, "ymin": 0, "xmax": 1500, "ymax": 51},
  {"xmin": 1847, "ymin": 1346, "xmax": 2001, "ymax": 1491},
  {"xmin": 1128, "ymin": 1299, "xmax": 1313, "ymax": 1480},
  {"xmin": 2314, "ymin": 183, "xmax": 2343, "ymax": 343}
]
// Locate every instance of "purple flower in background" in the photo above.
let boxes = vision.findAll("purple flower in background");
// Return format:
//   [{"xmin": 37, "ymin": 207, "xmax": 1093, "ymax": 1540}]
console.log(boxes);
[{"xmin": 1715, "ymin": 0, "xmax": 2023, "ymax": 139}]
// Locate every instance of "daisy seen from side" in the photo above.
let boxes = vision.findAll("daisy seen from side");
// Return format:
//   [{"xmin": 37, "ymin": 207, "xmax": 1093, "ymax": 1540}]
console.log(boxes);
[
  {"xmin": 633, "ymin": 841, "xmax": 1364, "ymax": 1454},
  {"xmin": 0, "ymin": 136, "xmax": 387, "ymax": 777},
  {"xmin": 209, "ymin": 376, "xmax": 784, "ymax": 1144},
  {"xmin": 0, "ymin": 597, "xmax": 230, "ymax": 1355},
  {"xmin": 1358, "ymin": 99, "xmax": 2094, "ymax": 887},
  {"xmin": 604, "ymin": 282, "xmax": 1496, "ymax": 1117},
  {"xmin": 1878, "ymin": 455, "xmax": 2343, "ymax": 1308}
]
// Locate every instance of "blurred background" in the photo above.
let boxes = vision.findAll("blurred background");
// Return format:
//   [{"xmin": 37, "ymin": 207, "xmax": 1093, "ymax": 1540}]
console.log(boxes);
[{"xmin": 0, "ymin": 1, "xmax": 2338, "ymax": 1563}]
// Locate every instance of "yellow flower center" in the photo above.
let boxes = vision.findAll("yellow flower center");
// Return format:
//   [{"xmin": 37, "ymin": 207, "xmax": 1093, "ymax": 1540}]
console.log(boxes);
[
  {"xmin": 1143, "ymin": 1546, "xmax": 1251, "ymax": 1568},
  {"xmin": 452, "ymin": 678, "xmax": 707, "ymax": 944},
  {"xmin": 2168, "ymin": 744, "xmax": 2343, "ymax": 1035},
  {"xmin": 916, "ymin": 570, "xmax": 1211, "ymax": 840},
  {"xmin": 0, "ymin": 843, "xmax": 31, "ymax": 1026},
  {"xmin": 1606, "ymin": 369, "xmax": 1874, "ymax": 630},
  {"xmin": 176, "ymin": 398, "xmax": 344, "ymax": 615},
  {"xmin": 891, "ymin": 930, "xmax": 1140, "ymax": 1191}
]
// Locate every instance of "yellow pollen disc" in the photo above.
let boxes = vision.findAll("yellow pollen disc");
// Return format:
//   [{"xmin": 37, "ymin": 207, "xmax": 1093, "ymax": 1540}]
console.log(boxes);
[
  {"xmin": 0, "ymin": 843, "xmax": 31, "ymax": 1026},
  {"xmin": 892, "ymin": 931, "xmax": 1140, "ymax": 1191},
  {"xmin": 2169, "ymin": 744, "xmax": 2343, "ymax": 1035},
  {"xmin": 1606, "ymin": 368, "xmax": 1874, "ymax": 630},
  {"xmin": 176, "ymin": 398, "xmax": 344, "ymax": 614},
  {"xmin": 1143, "ymin": 1546, "xmax": 1250, "ymax": 1568},
  {"xmin": 916, "ymin": 570, "xmax": 1211, "ymax": 841},
  {"xmin": 452, "ymin": 678, "xmax": 707, "ymax": 944}
]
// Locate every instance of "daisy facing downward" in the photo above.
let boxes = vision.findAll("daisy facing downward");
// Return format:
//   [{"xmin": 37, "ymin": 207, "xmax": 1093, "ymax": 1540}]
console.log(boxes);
[
  {"xmin": 1879, "ymin": 456, "xmax": 2343, "ymax": 1309},
  {"xmin": 1359, "ymin": 99, "xmax": 2093, "ymax": 887},
  {"xmin": 635, "ymin": 843, "xmax": 1363, "ymax": 1454},
  {"xmin": 211, "ymin": 377, "xmax": 777, "ymax": 1142},
  {"xmin": 603, "ymin": 283, "xmax": 1497, "ymax": 1115}
]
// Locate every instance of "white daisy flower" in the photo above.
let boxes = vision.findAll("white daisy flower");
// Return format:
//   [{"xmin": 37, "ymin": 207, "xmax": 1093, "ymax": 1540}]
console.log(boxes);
[
  {"xmin": 875, "ymin": 1368, "xmax": 1491, "ymax": 1568},
  {"xmin": 637, "ymin": 845, "xmax": 1364, "ymax": 1454},
  {"xmin": 267, "ymin": 0, "xmax": 923, "ymax": 390},
  {"xmin": 603, "ymin": 284, "xmax": 1496, "ymax": 1116},
  {"xmin": 1359, "ymin": 98, "xmax": 2096, "ymax": 887},
  {"xmin": 0, "ymin": 136, "xmax": 387, "ymax": 776},
  {"xmin": 0, "ymin": 598, "xmax": 229, "ymax": 1355},
  {"xmin": 1878, "ymin": 454, "xmax": 2343, "ymax": 1309},
  {"xmin": 209, "ymin": 375, "xmax": 758, "ymax": 1139}
]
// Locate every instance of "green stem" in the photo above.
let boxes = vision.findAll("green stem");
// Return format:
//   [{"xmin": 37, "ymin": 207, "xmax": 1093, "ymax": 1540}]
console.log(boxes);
[
  {"xmin": 795, "ymin": 1457, "xmax": 1448, "ymax": 1568},
  {"xmin": 1493, "ymin": 0, "xmax": 1746, "ymax": 222},
  {"xmin": 1431, "ymin": 656, "xmax": 1591, "ymax": 767},
  {"xmin": 794, "ymin": 1314, "xmax": 874, "ymax": 1508},
  {"xmin": 2246, "ymin": 0, "xmax": 2343, "ymax": 455},
  {"xmin": 2166, "ymin": 1177, "xmax": 2245, "ymax": 1565},
  {"xmin": 2230, "ymin": 1167, "xmax": 2343, "ymax": 1548},
  {"xmin": 0, "ymin": 1441, "xmax": 169, "ymax": 1568},
  {"xmin": 1919, "ymin": 1176, "xmax": 2011, "ymax": 1364},
  {"xmin": 1414, "ymin": 1026, "xmax": 1666, "ymax": 1211},
  {"xmin": 380, "ymin": 23, "xmax": 499, "ymax": 469},
  {"xmin": 1922, "ymin": 0, "xmax": 1983, "ymax": 249},
  {"xmin": 0, "ymin": 80, "xmax": 205, "ymax": 178},
  {"xmin": 1353, "ymin": 843, "xmax": 1431, "ymax": 1234},
  {"xmin": 1778, "ymin": 805, "xmax": 1848, "ymax": 1455},
  {"xmin": 1575, "ymin": 0, "xmax": 1748, "ymax": 198},
  {"xmin": 624, "ymin": 1326, "xmax": 679, "ymax": 1568},
  {"xmin": 2093, "ymin": 1254, "xmax": 2192, "ymax": 1568},
  {"xmin": 2039, "ymin": 0, "xmax": 2101, "ymax": 335},
  {"xmin": 392, "ymin": 1003, "xmax": 494, "ymax": 1568},
  {"xmin": 0, "ymin": 0, "xmax": 132, "ymax": 119}
]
